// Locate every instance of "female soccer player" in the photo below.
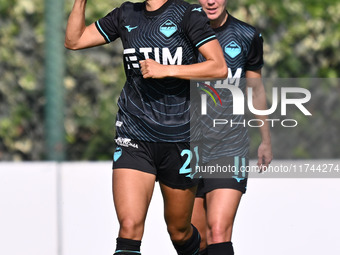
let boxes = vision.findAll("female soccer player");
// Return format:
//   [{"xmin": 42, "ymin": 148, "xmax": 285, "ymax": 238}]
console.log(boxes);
[
  {"xmin": 65, "ymin": 0, "xmax": 227, "ymax": 254},
  {"xmin": 192, "ymin": 0, "xmax": 273, "ymax": 254}
]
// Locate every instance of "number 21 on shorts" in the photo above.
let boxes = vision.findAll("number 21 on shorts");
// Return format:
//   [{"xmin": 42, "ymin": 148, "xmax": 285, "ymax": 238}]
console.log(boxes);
[{"xmin": 179, "ymin": 146, "xmax": 199, "ymax": 179}]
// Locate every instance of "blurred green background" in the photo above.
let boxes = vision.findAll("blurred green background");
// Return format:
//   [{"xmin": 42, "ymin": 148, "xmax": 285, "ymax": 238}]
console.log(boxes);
[{"xmin": 0, "ymin": 0, "xmax": 339, "ymax": 161}]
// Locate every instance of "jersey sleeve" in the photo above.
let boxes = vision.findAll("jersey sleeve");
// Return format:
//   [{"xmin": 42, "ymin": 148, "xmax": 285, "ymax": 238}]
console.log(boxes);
[
  {"xmin": 245, "ymin": 31, "xmax": 264, "ymax": 71},
  {"xmin": 95, "ymin": 7, "xmax": 121, "ymax": 43},
  {"xmin": 182, "ymin": 5, "xmax": 216, "ymax": 48}
]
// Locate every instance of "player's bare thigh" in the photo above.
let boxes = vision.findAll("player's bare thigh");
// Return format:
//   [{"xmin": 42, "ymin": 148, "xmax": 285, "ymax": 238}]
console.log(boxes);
[
  {"xmin": 206, "ymin": 188, "xmax": 242, "ymax": 243},
  {"xmin": 113, "ymin": 168, "xmax": 156, "ymax": 240}
]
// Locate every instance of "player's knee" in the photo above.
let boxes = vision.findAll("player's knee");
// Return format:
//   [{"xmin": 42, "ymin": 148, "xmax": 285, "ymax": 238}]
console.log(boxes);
[
  {"xmin": 118, "ymin": 218, "xmax": 144, "ymax": 239},
  {"xmin": 208, "ymin": 223, "xmax": 232, "ymax": 243},
  {"xmin": 167, "ymin": 224, "xmax": 192, "ymax": 244},
  {"xmin": 171, "ymin": 224, "xmax": 201, "ymax": 254}
]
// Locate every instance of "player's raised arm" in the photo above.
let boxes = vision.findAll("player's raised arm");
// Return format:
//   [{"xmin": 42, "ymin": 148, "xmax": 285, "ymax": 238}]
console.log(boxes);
[{"xmin": 65, "ymin": 0, "xmax": 107, "ymax": 50}]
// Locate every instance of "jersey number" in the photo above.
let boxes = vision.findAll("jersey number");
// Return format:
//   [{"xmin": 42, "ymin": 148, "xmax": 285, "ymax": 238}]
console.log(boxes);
[{"xmin": 179, "ymin": 146, "xmax": 199, "ymax": 177}]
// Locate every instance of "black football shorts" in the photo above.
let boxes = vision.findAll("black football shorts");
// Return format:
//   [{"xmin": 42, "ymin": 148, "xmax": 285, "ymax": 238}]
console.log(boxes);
[
  {"xmin": 112, "ymin": 137, "xmax": 199, "ymax": 189},
  {"xmin": 196, "ymin": 156, "xmax": 249, "ymax": 197}
]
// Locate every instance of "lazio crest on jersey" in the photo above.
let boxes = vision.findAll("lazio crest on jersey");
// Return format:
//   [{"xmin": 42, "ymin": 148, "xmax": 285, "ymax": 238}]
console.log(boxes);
[{"xmin": 160, "ymin": 19, "xmax": 178, "ymax": 37}]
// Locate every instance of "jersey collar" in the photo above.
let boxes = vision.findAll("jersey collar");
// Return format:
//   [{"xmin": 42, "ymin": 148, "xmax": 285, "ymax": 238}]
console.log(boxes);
[
  {"xmin": 143, "ymin": 0, "xmax": 175, "ymax": 17},
  {"xmin": 213, "ymin": 10, "xmax": 232, "ymax": 33}
]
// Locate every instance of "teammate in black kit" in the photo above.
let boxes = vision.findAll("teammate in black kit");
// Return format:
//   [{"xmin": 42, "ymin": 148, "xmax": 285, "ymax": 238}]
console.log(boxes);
[
  {"xmin": 65, "ymin": 0, "xmax": 227, "ymax": 254},
  {"xmin": 191, "ymin": 0, "xmax": 273, "ymax": 254}
]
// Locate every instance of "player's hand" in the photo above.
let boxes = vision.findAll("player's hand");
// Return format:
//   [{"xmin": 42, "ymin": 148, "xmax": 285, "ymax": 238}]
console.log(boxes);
[
  {"xmin": 257, "ymin": 142, "xmax": 273, "ymax": 172},
  {"xmin": 139, "ymin": 59, "xmax": 168, "ymax": 79}
]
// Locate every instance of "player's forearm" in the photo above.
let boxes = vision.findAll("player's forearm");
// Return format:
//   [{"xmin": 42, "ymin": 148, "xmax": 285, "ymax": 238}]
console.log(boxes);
[
  {"xmin": 166, "ymin": 60, "xmax": 228, "ymax": 80},
  {"xmin": 252, "ymin": 86, "xmax": 272, "ymax": 144},
  {"xmin": 168, "ymin": 40, "xmax": 228, "ymax": 79},
  {"xmin": 258, "ymin": 118, "xmax": 271, "ymax": 145},
  {"xmin": 166, "ymin": 39, "xmax": 228, "ymax": 80},
  {"xmin": 140, "ymin": 40, "xmax": 228, "ymax": 79},
  {"xmin": 64, "ymin": 0, "xmax": 87, "ymax": 49}
]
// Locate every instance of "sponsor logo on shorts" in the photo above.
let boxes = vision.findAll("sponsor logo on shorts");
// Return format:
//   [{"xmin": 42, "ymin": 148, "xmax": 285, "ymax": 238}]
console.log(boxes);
[
  {"xmin": 115, "ymin": 137, "xmax": 138, "ymax": 148},
  {"xmin": 114, "ymin": 147, "xmax": 122, "ymax": 162}
]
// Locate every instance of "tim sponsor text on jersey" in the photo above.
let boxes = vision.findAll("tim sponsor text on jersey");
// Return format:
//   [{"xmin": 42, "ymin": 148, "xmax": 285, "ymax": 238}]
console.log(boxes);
[
  {"xmin": 200, "ymin": 69, "xmax": 312, "ymax": 128},
  {"xmin": 124, "ymin": 47, "xmax": 183, "ymax": 69}
]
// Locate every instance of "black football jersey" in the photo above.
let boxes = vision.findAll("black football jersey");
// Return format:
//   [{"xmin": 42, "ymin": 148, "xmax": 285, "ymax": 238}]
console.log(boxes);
[
  {"xmin": 95, "ymin": 0, "xmax": 216, "ymax": 142},
  {"xmin": 198, "ymin": 12, "xmax": 264, "ymax": 162}
]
